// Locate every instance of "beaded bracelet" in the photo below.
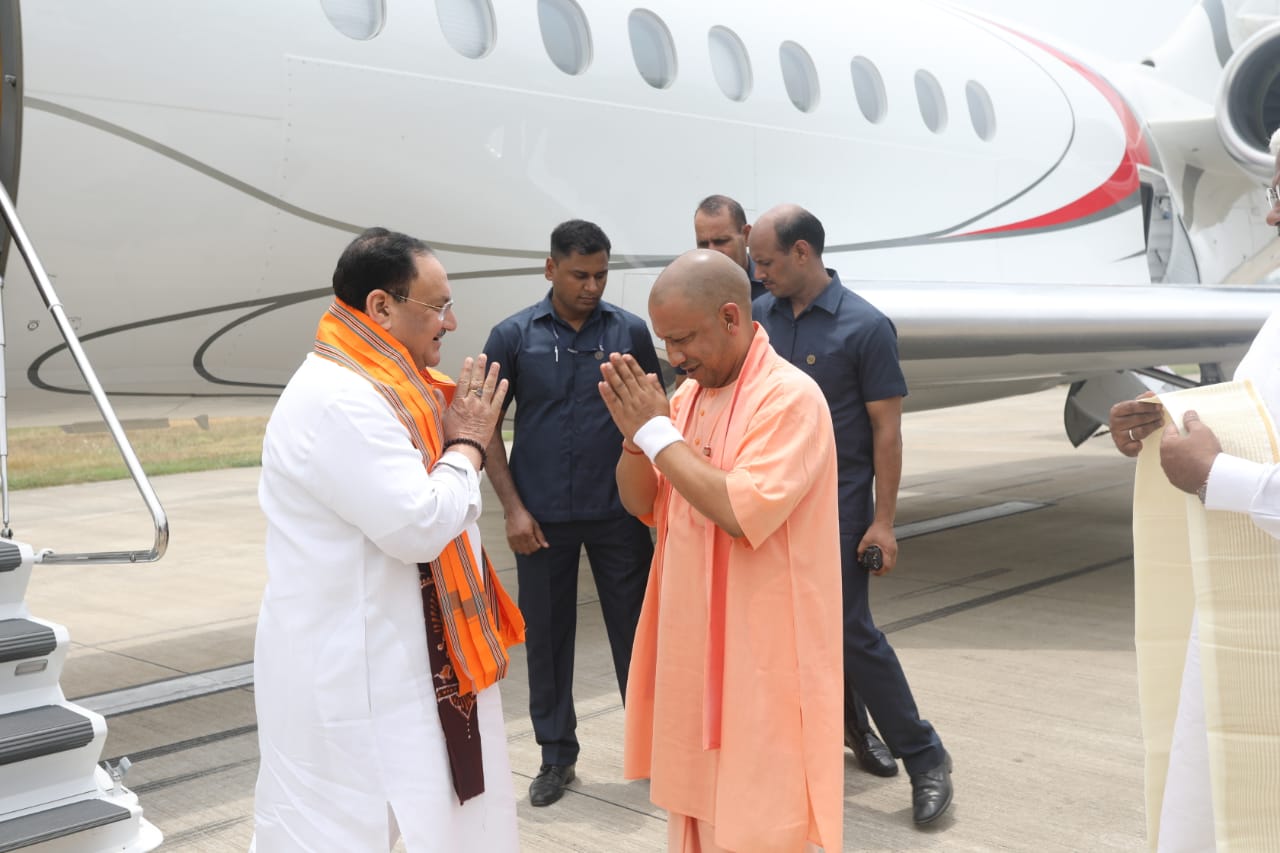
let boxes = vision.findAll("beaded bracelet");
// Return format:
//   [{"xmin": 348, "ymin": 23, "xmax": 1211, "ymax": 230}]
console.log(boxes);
[{"xmin": 442, "ymin": 437, "xmax": 487, "ymax": 470}]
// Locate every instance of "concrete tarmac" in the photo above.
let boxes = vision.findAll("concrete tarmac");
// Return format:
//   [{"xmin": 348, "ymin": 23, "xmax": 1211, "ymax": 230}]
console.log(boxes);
[{"xmin": 16, "ymin": 387, "xmax": 1147, "ymax": 852}]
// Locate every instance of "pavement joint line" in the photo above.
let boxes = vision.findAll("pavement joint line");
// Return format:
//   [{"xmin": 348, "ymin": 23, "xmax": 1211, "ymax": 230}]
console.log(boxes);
[
  {"xmin": 879, "ymin": 555, "xmax": 1131, "ymax": 635},
  {"xmin": 104, "ymin": 723, "xmax": 259, "ymax": 765},
  {"xmin": 507, "ymin": 773, "xmax": 664, "ymax": 820},
  {"xmin": 161, "ymin": 816, "xmax": 251, "ymax": 846},
  {"xmin": 76, "ymin": 661, "xmax": 254, "ymax": 716},
  {"xmin": 896, "ymin": 500, "xmax": 1049, "ymax": 540},
  {"xmin": 131, "ymin": 756, "xmax": 259, "ymax": 794}
]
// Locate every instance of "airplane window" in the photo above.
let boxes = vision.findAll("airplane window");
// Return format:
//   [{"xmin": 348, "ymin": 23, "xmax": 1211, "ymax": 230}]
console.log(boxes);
[
  {"xmin": 436, "ymin": 0, "xmax": 495, "ymax": 59},
  {"xmin": 914, "ymin": 70, "xmax": 947, "ymax": 133},
  {"xmin": 320, "ymin": 0, "xmax": 384, "ymax": 40},
  {"xmin": 849, "ymin": 56, "xmax": 886, "ymax": 123},
  {"xmin": 965, "ymin": 80, "xmax": 996, "ymax": 141},
  {"xmin": 779, "ymin": 41, "xmax": 819, "ymax": 113},
  {"xmin": 539, "ymin": 0, "xmax": 592, "ymax": 75},
  {"xmin": 628, "ymin": 9, "xmax": 677, "ymax": 89},
  {"xmin": 708, "ymin": 26, "xmax": 751, "ymax": 102}
]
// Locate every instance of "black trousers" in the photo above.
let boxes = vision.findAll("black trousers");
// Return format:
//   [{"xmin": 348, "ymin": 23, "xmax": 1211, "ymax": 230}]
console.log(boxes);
[
  {"xmin": 841, "ymin": 532, "xmax": 945, "ymax": 775},
  {"xmin": 517, "ymin": 516, "xmax": 653, "ymax": 766}
]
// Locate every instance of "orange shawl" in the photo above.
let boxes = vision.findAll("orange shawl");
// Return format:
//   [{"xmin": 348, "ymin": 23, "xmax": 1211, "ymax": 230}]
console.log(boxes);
[{"xmin": 314, "ymin": 299, "xmax": 524, "ymax": 695}]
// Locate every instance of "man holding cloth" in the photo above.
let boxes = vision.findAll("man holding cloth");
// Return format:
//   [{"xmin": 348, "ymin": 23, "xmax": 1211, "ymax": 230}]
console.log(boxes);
[
  {"xmin": 598, "ymin": 249, "xmax": 843, "ymax": 853},
  {"xmin": 1107, "ymin": 129, "xmax": 1280, "ymax": 851}
]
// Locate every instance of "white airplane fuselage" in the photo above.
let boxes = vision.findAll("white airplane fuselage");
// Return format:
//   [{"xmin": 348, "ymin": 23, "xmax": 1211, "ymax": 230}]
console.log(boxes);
[{"xmin": 4, "ymin": 0, "xmax": 1278, "ymax": 420}]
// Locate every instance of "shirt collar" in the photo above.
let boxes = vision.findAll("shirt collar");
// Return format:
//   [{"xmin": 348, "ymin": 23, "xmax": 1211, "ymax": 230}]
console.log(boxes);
[
  {"xmin": 765, "ymin": 268, "xmax": 845, "ymax": 317},
  {"xmin": 531, "ymin": 289, "xmax": 615, "ymax": 325},
  {"xmin": 809, "ymin": 269, "xmax": 845, "ymax": 315}
]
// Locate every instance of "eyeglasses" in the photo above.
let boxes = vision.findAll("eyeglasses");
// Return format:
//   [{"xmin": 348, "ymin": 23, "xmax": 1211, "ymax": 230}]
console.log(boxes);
[{"xmin": 395, "ymin": 294, "xmax": 454, "ymax": 320}]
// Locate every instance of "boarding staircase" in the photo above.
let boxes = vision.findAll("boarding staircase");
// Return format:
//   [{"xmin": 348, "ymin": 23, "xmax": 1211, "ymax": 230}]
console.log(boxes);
[{"xmin": 0, "ymin": 182, "xmax": 165, "ymax": 851}]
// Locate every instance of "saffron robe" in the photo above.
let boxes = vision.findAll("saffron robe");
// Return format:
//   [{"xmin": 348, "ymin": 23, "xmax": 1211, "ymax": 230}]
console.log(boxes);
[
  {"xmin": 623, "ymin": 327, "xmax": 844, "ymax": 853},
  {"xmin": 253, "ymin": 354, "xmax": 518, "ymax": 852}
]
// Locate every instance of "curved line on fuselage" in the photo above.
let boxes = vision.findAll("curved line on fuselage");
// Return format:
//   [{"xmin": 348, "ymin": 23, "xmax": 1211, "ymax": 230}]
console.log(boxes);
[
  {"xmin": 26, "ymin": 289, "xmax": 330, "ymax": 396},
  {"xmin": 31, "ymin": 261, "xmax": 692, "ymax": 397},
  {"xmin": 827, "ymin": 10, "xmax": 1080, "ymax": 253},
  {"xmin": 826, "ymin": 190, "xmax": 1141, "ymax": 255},
  {"xmin": 25, "ymin": 97, "xmax": 549, "ymax": 260},
  {"xmin": 926, "ymin": 10, "xmax": 1151, "ymax": 249}
]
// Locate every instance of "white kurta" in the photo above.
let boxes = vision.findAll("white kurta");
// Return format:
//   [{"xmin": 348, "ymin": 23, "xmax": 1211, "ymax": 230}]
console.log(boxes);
[
  {"xmin": 1158, "ymin": 311, "xmax": 1280, "ymax": 852},
  {"xmin": 252, "ymin": 354, "xmax": 517, "ymax": 852},
  {"xmin": 1204, "ymin": 311, "xmax": 1280, "ymax": 535}
]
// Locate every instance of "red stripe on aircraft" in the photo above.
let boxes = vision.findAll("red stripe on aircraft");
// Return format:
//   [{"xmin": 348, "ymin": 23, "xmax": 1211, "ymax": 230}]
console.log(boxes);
[{"xmin": 955, "ymin": 25, "xmax": 1150, "ymax": 238}]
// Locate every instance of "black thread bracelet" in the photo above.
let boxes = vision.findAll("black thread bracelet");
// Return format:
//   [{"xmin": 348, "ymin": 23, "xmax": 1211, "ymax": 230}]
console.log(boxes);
[{"xmin": 442, "ymin": 437, "xmax": 487, "ymax": 470}]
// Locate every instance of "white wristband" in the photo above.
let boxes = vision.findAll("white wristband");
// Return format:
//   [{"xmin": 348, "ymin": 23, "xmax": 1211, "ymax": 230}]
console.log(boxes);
[{"xmin": 632, "ymin": 416, "xmax": 684, "ymax": 462}]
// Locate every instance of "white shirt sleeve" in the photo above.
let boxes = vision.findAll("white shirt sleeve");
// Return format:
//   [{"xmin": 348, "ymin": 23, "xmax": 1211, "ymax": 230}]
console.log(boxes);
[
  {"xmin": 303, "ymin": 389, "xmax": 483, "ymax": 564},
  {"xmin": 1204, "ymin": 453, "xmax": 1280, "ymax": 541}
]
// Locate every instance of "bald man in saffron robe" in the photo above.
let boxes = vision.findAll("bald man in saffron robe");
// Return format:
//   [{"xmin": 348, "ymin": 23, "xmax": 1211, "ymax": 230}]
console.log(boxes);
[{"xmin": 597, "ymin": 250, "xmax": 844, "ymax": 853}]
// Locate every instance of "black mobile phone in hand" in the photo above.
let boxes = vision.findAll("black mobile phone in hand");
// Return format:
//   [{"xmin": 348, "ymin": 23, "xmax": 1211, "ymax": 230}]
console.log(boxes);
[{"xmin": 859, "ymin": 545, "xmax": 883, "ymax": 572}]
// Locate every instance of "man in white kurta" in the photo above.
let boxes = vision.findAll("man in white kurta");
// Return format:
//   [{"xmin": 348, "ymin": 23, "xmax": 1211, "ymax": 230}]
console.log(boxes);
[
  {"xmin": 1113, "ymin": 318, "xmax": 1279, "ymax": 853},
  {"xmin": 252, "ymin": 228, "xmax": 520, "ymax": 852}
]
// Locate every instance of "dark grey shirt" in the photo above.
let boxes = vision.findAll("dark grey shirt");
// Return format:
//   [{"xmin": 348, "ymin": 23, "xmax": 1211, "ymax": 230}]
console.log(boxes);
[
  {"xmin": 754, "ymin": 270, "xmax": 907, "ymax": 533},
  {"xmin": 484, "ymin": 293, "xmax": 661, "ymax": 523}
]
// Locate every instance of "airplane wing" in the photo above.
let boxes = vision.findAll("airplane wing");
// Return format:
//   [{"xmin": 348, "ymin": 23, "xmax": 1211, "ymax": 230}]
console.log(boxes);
[{"xmin": 852, "ymin": 281, "xmax": 1277, "ymax": 440}]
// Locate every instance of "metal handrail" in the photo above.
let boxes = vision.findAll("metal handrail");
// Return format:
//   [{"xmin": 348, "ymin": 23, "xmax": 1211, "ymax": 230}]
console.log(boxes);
[{"xmin": 0, "ymin": 182, "xmax": 168, "ymax": 563}]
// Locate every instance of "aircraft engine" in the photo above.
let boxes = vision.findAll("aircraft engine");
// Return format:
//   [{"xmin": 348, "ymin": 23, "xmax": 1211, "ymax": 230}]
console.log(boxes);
[{"xmin": 1217, "ymin": 21, "xmax": 1280, "ymax": 180}]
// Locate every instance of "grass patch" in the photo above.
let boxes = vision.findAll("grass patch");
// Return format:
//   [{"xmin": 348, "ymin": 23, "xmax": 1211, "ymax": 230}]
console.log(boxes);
[
  {"xmin": 4, "ymin": 418, "xmax": 517, "ymax": 490},
  {"xmin": 6, "ymin": 416, "xmax": 269, "ymax": 490}
]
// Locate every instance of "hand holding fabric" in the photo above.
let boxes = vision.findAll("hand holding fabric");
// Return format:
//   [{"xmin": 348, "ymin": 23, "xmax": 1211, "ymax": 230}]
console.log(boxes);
[
  {"xmin": 1159, "ymin": 410, "xmax": 1222, "ymax": 495},
  {"xmin": 1109, "ymin": 392, "xmax": 1164, "ymax": 457},
  {"xmin": 442, "ymin": 354, "xmax": 507, "ymax": 445},
  {"xmin": 598, "ymin": 353, "xmax": 669, "ymax": 442}
]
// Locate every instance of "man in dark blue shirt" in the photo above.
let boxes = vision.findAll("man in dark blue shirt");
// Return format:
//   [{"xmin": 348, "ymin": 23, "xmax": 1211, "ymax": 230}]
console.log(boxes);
[
  {"xmin": 751, "ymin": 204, "xmax": 954, "ymax": 827},
  {"xmin": 694, "ymin": 194, "xmax": 766, "ymax": 301},
  {"xmin": 484, "ymin": 220, "xmax": 659, "ymax": 808}
]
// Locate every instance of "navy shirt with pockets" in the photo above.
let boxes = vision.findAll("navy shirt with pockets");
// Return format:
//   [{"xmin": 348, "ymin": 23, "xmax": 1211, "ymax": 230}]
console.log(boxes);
[
  {"xmin": 484, "ymin": 292, "xmax": 662, "ymax": 523},
  {"xmin": 754, "ymin": 270, "xmax": 908, "ymax": 532}
]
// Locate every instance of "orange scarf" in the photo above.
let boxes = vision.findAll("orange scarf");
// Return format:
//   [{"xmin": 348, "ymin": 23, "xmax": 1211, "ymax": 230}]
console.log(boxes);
[{"xmin": 314, "ymin": 299, "xmax": 524, "ymax": 695}]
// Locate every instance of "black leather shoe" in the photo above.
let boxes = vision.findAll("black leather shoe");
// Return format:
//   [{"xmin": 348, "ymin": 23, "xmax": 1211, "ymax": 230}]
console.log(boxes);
[
  {"xmin": 910, "ymin": 751, "xmax": 953, "ymax": 826},
  {"xmin": 845, "ymin": 728, "xmax": 898, "ymax": 777},
  {"xmin": 529, "ymin": 763, "xmax": 576, "ymax": 807}
]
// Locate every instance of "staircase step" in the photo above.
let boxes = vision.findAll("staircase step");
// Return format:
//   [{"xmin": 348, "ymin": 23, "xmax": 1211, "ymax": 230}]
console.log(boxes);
[
  {"xmin": 0, "ymin": 799, "xmax": 130, "ymax": 852},
  {"xmin": 0, "ymin": 544, "xmax": 22, "ymax": 574},
  {"xmin": 0, "ymin": 618, "xmax": 67, "ymax": 718},
  {"xmin": 0, "ymin": 622, "xmax": 56, "ymax": 665},
  {"xmin": 0, "ymin": 707, "xmax": 93, "ymax": 767},
  {"xmin": 0, "ymin": 542, "xmax": 35, "ymax": 618}
]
